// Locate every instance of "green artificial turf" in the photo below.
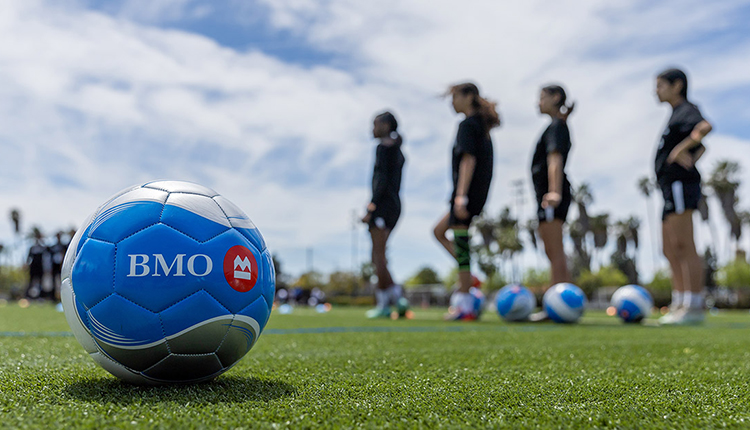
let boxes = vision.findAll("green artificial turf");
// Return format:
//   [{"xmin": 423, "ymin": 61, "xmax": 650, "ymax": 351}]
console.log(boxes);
[{"xmin": 2, "ymin": 301, "xmax": 750, "ymax": 429}]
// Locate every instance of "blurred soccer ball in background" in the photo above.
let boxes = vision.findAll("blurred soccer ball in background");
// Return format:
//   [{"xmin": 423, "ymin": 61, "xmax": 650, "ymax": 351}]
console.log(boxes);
[
  {"xmin": 611, "ymin": 284, "xmax": 653, "ymax": 323},
  {"xmin": 543, "ymin": 283, "xmax": 586, "ymax": 323}
]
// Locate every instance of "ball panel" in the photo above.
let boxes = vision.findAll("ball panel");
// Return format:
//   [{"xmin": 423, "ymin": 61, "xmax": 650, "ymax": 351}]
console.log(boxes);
[
  {"xmin": 160, "ymin": 291, "xmax": 232, "ymax": 354},
  {"xmin": 199, "ymin": 229, "xmax": 268, "ymax": 314},
  {"xmin": 95, "ymin": 338, "xmax": 170, "ymax": 372},
  {"xmin": 88, "ymin": 200, "xmax": 165, "ymax": 243},
  {"xmin": 61, "ymin": 279, "xmax": 98, "ymax": 354},
  {"xmin": 114, "ymin": 224, "xmax": 209, "ymax": 312},
  {"xmin": 71, "ymin": 239, "xmax": 116, "ymax": 308},
  {"xmin": 97, "ymin": 187, "xmax": 168, "ymax": 214},
  {"xmin": 142, "ymin": 353, "xmax": 224, "ymax": 383},
  {"xmin": 89, "ymin": 351, "xmax": 159, "ymax": 386},
  {"xmin": 143, "ymin": 180, "xmax": 218, "ymax": 196},
  {"xmin": 215, "ymin": 314, "xmax": 260, "ymax": 367},
  {"xmin": 161, "ymin": 194, "xmax": 230, "ymax": 241},
  {"xmin": 87, "ymin": 294, "xmax": 164, "ymax": 348},
  {"xmin": 237, "ymin": 296, "xmax": 270, "ymax": 335},
  {"xmin": 212, "ymin": 195, "xmax": 256, "ymax": 229}
]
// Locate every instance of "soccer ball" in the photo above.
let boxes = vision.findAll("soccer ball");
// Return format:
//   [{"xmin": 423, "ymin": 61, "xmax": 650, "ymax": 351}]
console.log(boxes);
[
  {"xmin": 543, "ymin": 283, "xmax": 586, "ymax": 323},
  {"xmin": 469, "ymin": 286, "xmax": 485, "ymax": 317},
  {"xmin": 61, "ymin": 180, "xmax": 275, "ymax": 385},
  {"xmin": 495, "ymin": 284, "xmax": 535, "ymax": 322},
  {"xmin": 611, "ymin": 284, "xmax": 653, "ymax": 323},
  {"xmin": 449, "ymin": 286, "xmax": 485, "ymax": 318}
]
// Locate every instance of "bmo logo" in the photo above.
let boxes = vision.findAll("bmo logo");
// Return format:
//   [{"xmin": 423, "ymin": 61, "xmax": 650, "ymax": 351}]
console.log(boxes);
[
  {"xmin": 127, "ymin": 254, "xmax": 213, "ymax": 277},
  {"xmin": 223, "ymin": 245, "xmax": 258, "ymax": 292}
]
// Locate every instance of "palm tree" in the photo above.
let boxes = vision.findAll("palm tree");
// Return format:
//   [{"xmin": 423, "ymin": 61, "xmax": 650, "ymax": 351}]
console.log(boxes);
[
  {"xmin": 706, "ymin": 160, "xmax": 742, "ymax": 259},
  {"xmin": 570, "ymin": 183, "xmax": 593, "ymax": 276},
  {"xmin": 611, "ymin": 217, "xmax": 640, "ymax": 284},
  {"xmin": 637, "ymin": 176, "xmax": 659, "ymax": 269},
  {"xmin": 590, "ymin": 214, "xmax": 610, "ymax": 268}
]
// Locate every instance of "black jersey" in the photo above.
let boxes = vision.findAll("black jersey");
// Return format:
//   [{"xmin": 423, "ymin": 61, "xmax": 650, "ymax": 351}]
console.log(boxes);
[
  {"xmin": 451, "ymin": 115, "xmax": 494, "ymax": 214},
  {"xmin": 371, "ymin": 134, "xmax": 405, "ymax": 213},
  {"xmin": 531, "ymin": 118, "xmax": 572, "ymax": 198},
  {"xmin": 49, "ymin": 241, "xmax": 67, "ymax": 273},
  {"xmin": 27, "ymin": 244, "xmax": 46, "ymax": 276},
  {"xmin": 655, "ymin": 101, "xmax": 705, "ymax": 185}
]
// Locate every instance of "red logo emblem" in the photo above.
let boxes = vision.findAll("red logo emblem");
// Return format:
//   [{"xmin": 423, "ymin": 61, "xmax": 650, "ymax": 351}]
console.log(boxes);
[{"xmin": 223, "ymin": 245, "xmax": 258, "ymax": 292}]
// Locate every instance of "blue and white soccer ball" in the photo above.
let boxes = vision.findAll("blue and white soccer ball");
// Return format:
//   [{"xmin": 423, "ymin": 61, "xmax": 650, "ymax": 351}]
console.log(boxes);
[
  {"xmin": 611, "ymin": 284, "xmax": 653, "ymax": 323},
  {"xmin": 469, "ymin": 287, "xmax": 485, "ymax": 317},
  {"xmin": 61, "ymin": 180, "xmax": 275, "ymax": 385},
  {"xmin": 543, "ymin": 283, "xmax": 587, "ymax": 323},
  {"xmin": 495, "ymin": 284, "xmax": 536, "ymax": 322},
  {"xmin": 451, "ymin": 286, "xmax": 485, "ymax": 317}
]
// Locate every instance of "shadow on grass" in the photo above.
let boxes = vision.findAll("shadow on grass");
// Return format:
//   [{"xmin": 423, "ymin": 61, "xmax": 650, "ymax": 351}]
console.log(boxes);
[{"xmin": 63, "ymin": 375, "xmax": 296, "ymax": 404}]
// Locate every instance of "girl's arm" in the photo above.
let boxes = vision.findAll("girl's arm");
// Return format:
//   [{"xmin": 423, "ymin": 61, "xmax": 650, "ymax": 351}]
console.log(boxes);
[
  {"xmin": 543, "ymin": 152, "xmax": 563, "ymax": 208},
  {"xmin": 668, "ymin": 120, "xmax": 713, "ymax": 169},
  {"xmin": 454, "ymin": 154, "xmax": 476, "ymax": 216}
]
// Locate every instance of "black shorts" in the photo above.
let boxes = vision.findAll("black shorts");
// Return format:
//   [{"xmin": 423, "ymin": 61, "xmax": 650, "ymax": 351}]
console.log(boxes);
[
  {"xmin": 536, "ymin": 192, "xmax": 571, "ymax": 223},
  {"xmin": 660, "ymin": 180, "xmax": 701, "ymax": 220},
  {"xmin": 368, "ymin": 207, "xmax": 400, "ymax": 230}
]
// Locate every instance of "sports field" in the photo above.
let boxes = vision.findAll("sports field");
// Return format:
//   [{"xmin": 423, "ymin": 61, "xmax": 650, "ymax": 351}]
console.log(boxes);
[{"xmin": 2, "ymin": 303, "xmax": 750, "ymax": 429}]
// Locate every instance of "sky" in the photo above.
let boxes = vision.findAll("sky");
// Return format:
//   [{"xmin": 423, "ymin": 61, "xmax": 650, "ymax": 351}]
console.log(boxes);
[{"xmin": 1, "ymin": 0, "xmax": 750, "ymax": 282}]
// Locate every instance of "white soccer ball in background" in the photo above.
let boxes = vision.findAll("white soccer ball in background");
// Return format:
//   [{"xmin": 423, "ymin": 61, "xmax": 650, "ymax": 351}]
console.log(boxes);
[
  {"xmin": 542, "ymin": 283, "xmax": 587, "ymax": 323},
  {"xmin": 611, "ymin": 284, "xmax": 653, "ymax": 323},
  {"xmin": 495, "ymin": 284, "xmax": 536, "ymax": 322}
]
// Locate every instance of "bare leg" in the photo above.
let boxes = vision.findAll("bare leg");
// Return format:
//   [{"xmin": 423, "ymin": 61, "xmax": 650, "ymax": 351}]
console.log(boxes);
[
  {"xmin": 433, "ymin": 212, "xmax": 456, "ymax": 259},
  {"xmin": 665, "ymin": 212, "xmax": 703, "ymax": 295},
  {"xmin": 538, "ymin": 220, "xmax": 570, "ymax": 285},
  {"xmin": 662, "ymin": 220, "xmax": 684, "ymax": 294},
  {"xmin": 370, "ymin": 226, "xmax": 394, "ymax": 290}
]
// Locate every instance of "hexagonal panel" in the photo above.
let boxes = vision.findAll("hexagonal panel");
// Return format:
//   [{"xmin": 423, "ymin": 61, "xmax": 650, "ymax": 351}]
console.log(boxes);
[
  {"xmin": 88, "ymin": 188, "xmax": 167, "ymax": 243},
  {"xmin": 71, "ymin": 238, "xmax": 116, "ymax": 309},
  {"xmin": 87, "ymin": 294, "xmax": 164, "ymax": 349},
  {"xmin": 161, "ymin": 193, "xmax": 230, "ymax": 242},
  {"xmin": 160, "ymin": 290, "xmax": 231, "ymax": 354},
  {"xmin": 143, "ymin": 180, "xmax": 218, "ymax": 197},
  {"xmin": 200, "ymin": 229, "xmax": 265, "ymax": 314},
  {"xmin": 143, "ymin": 353, "xmax": 224, "ymax": 383},
  {"xmin": 114, "ymin": 224, "xmax": 209, "ymax": 313}
]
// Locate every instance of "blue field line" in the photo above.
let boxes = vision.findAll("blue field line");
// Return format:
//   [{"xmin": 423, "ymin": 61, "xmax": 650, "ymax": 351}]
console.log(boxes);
[
  {"xmin": 2, "ymin": 321, "xmax": 750, "ymax": 338},
  {"xmin": 0, "ymin": 324, "xmax": 561, "ymax": 338}
]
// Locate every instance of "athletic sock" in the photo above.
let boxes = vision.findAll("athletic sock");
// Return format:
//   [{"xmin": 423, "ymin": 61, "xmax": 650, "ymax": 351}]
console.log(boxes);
[
  {"xmin": 387, "ymin": 284, "xmax": 403, "ymax": 305},
  {"xmin": 671, "ymin": 291, "xmax": 683, "ymax": 309},
  {"xmin": 375, "ymin": 289, "xmax": 389, "ymax": 309},
  {"xmin": 684, "ymin": 291, "xmax": 704, "ymax": 310}
]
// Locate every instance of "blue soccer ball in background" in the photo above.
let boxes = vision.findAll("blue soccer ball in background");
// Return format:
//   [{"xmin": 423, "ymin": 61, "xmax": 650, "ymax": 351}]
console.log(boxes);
[
  {"xmin": 495, "ymin": 284, "xmax": 536, "ymax": 322},
  {"xmin": 61, "ymin": 180, "xmax": 275, "ymax": 385},
  {"xmin": 543, "ymin": 283, "xmax": 587, "ymax": 323},
  {"xmin": 611, "ymin": 284, "xmax": 653, "ymax": 323},
  {"xmin": 469, "ymin": 286, "xmax": 485, "ymax": 318}
]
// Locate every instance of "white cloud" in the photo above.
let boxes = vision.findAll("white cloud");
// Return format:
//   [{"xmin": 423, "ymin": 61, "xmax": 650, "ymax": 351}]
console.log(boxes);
[{"xmin": 1, "ymin": 0, "xmax": 749, "ymax": 283}]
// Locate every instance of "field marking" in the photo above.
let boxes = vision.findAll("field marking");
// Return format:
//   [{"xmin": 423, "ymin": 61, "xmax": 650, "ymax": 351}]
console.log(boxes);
[
  {"xmin": 0, "ymin": 325, "xmax": 561, "ymax": 338},
  {"xmin": 2, "ymin": 320, "xmax": 750, "ymax": 338}
]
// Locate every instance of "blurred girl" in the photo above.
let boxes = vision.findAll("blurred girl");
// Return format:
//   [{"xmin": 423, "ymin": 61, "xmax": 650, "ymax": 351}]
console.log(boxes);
[
  {"xmin": 654, "ymin": 68, "xmax": 712, "ymax": 325},
  {"xmin": 532, "ymin": 85, "xmax": 574, "ymax": 287},
  {"xmin": 362, "ymin": 111, "xmax": 409, "ymax": 318},
  {"xmin": 433, "ymin": 83, "xmax": 500, "ymax": 320}
]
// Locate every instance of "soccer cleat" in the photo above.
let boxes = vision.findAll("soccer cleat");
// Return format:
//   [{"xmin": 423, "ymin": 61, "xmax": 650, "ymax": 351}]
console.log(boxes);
[
  {"xmin": 660, "ymin": 308, "xmax": 705, "ymax": 325},
  {"xmin": 396, "ymin": 297, "xmax": 410, "ymax": 318},
  {"xmin": 366, "ymin": 307, "xmax": 392, "ymax": 319},
  {"xmin": 443, "ymin": 308, "xmax": 478, "ymax": 321},
  {"xmin": 528, "ymin": 311, "xmax": 549, "ymax": 322}
]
